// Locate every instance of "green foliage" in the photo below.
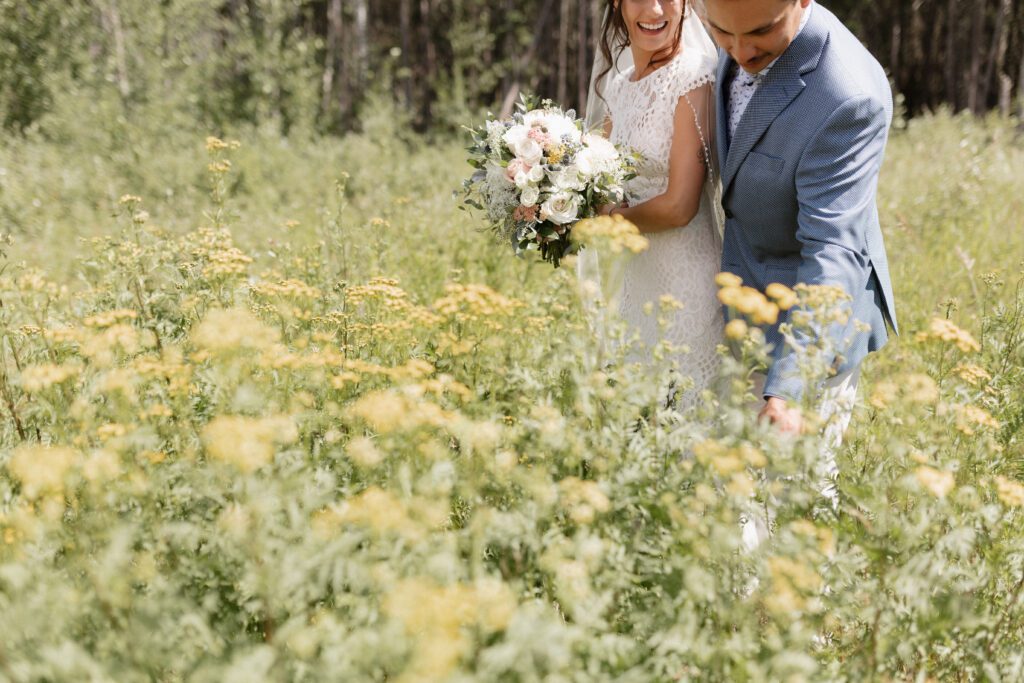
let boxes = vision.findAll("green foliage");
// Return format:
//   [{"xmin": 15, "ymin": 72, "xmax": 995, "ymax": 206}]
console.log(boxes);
[{"xmin": 0, "ymin": 114, "xmax": 1022, "ymax": 680}]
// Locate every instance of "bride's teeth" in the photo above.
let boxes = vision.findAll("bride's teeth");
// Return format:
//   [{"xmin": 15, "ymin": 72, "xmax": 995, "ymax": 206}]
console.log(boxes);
[{"xmin": 639, "ymin": 21, "xmax": 668, "ymax": 31}]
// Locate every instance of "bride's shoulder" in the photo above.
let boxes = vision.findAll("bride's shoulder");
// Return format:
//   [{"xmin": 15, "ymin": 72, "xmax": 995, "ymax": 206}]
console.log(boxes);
[{"xmin": 669, "ymin": 47, "xmax": 717, "ymax": 83}]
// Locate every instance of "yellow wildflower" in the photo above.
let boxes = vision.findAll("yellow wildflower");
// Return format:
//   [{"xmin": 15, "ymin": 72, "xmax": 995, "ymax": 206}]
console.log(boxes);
[
  {"xmin": 916, "ymin": 466, "xmax": 955, "ymax": 498},
  {"xmin": 995, "ymin": 476, "xmax": 1024, "ymax": 507},
  {"xmin": 202, "ymin": 415, "xmax": 298, "ymax": 473},
  {"xmin": 7, "ymin": 445, "xmax": 78, "ymax": 498},
  {"xmin": 916, "ymin": 318, "xmax": 981, "ymax": 353},
  {"xmin": 18, "ymin": 363, "xmax": 80, "ymax": 393},
  {"xmin": 724, "ymin": 319, "xmax": 748, "ymax": 340},
  {"xmin": 766, "ymin": 283, "xmax": 798, "ymax": 310},
  {"xmin": 192, "ymin": 307, "xmax": 280, "ymax": 353},
  {"xmin": 570, "ymin": 215, "xmax": 649, "ymax": 254},
  {"xmin": 715, "ymin": 272, "xmax": 742, "ymax": 288},
  {"xmin": 954, "ymin": 404, "xmax": 1000, "ymax": 435}
]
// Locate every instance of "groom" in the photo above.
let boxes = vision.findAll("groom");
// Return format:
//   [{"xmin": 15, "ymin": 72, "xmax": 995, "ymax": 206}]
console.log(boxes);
[{"xmin": 705, "ymin": 0, "xmax": 897, "ymax": 440}]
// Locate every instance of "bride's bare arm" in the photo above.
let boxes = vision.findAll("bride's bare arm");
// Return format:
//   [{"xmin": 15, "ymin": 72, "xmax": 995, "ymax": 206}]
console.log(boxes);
[{"xmin": 611, "ymin": 83, "xmax": 710, "ymax": 233}]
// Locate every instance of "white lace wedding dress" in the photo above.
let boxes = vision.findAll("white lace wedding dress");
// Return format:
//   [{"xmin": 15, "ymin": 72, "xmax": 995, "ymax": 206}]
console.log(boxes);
[{"xmin": 598, "ymin": 45, "xmax": 725, "ymax": 406}]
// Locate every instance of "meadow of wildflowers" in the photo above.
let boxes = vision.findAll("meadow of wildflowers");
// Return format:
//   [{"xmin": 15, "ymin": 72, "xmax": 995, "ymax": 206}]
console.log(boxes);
[{"xmin": 0, "ymin": 112, "xmax": 1022, "ymax": 681}]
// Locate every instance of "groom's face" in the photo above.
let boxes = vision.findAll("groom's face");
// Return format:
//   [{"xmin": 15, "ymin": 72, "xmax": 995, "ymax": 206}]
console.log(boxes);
[{"xmin": 704, "ymin": 0, "xmax": 812, "ymax": 74}]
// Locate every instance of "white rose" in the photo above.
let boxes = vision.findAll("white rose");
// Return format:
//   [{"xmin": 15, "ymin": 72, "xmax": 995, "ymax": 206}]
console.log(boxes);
[
  {"xmin": 502, "ymin": 124, "xmax": 528, "ymax": 150},
  {"xmin": 515, "ymin": 138, "xmax": 544, "ymax": 165},
  {"xmin": 540, "ymin": 192, "xmax": 581, "ymax": 225},
  {"xmin": 514, "ymin": 162, "xmax": 545, "ymax": 189},
  {"xmin": 520, "ymin": 185, "xmax": 540, "ymax": 206},
  {"xmin": 576, "ymin": 133, "xmax": 619, "ymax": 176},
  {"xmin": 548, "ymin": 164, "xmax": 584, "ymax": 191}
]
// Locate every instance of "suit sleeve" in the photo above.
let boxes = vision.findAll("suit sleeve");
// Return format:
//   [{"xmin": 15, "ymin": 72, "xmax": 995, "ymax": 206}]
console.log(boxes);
[{"xmin": 763, "ymin": 93, "xmax": 891, "ymax": 402}]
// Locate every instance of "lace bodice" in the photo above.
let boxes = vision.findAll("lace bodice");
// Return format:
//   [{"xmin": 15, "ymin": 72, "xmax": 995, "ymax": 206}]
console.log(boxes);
[
  {"xmin": 595, "ymin": 45, "xmax": 725, "ymax": 408},
  {"xmin": 604, "ymin": 47, "xmax": 718, "ymax": 204}
]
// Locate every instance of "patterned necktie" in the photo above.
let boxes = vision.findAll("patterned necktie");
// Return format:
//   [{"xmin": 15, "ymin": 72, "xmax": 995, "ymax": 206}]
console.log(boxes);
[{"xmin": 728, "ymin": 68, "xmax": 760, "ymax": 142}]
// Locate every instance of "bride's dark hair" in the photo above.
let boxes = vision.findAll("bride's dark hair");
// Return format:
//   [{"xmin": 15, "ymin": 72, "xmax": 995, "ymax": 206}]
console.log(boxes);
[{"xmin": 595, "ymin": 0, "xmax": 687, "ymax": 103}]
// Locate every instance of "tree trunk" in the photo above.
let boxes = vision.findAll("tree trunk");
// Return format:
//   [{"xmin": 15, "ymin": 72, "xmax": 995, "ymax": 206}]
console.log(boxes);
[
  {"xmin": 419, "ymin": 0, "xmax": 436, "ymax": 126},
  {"xmin": 967, "ymin": 0, "xmax": 987, "ymax": 114},
  {"xmin": 400, "ymin": 0, "xmax": 413, "ymax": 111},
  {"xmin": 984, "ymin": 0, "xmax": 1013, "ymax": 113},
  {"xmin": 499, "ymin": 0, "xmax": 558, "ymax": 118},
  {"xmin": 558, "ymin": 0, "xmax": 569, "ymax": 105},
  {"xmin": 321, "ymin": 0, "xmax": 343, "ymax": 120},
  {"xmin": 945, "ymin": 0, "xmax": 958, "ymax": 110},
  {"xmin": 577, "ymin": 0, "xmax": 588, "ymax": 115},
  {"xmin": 98, "ymin": 0, "xmax": 131, "ymax": 100},
  {"xmin": 354, "ymin": 0, "xmax": 368, "ymax": 89}
]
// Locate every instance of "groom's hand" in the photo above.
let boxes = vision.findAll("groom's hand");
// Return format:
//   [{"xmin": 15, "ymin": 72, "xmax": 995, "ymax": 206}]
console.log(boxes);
[{"xmin": 759, "ymin": 396, "xmax": 803, "ymax": 434}]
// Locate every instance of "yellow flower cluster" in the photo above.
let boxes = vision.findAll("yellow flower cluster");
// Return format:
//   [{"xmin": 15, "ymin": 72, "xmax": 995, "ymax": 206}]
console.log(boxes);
[
  {"xmin": 80, "ymin": 324, "xmax": 146, "ymax": 366},
  {"xmin": 916, "ymin": 466, "xmax": 955, "ymax": 498},
  {"xmin": 869, "ymin": 373, "xmax": 939, "ymax": 408},
  {"xmin": 383, "ymin": 576, "xmax": 516, "ymax": 681},
  {"xmin": 692, "ymin": 439, "xmax": 763, "ymax": 496},
  {"xmin": 570, "ymin": 215, "xmax": 649, "ymax": 254},
  {"xmin": 952, "ymin": 403, "xmax": 1000, "ymax": 435},
  {"xmin": 203, "ymin": 246, "xmax": 253, "ymax": 277},
  {"xmin": 915, "ymin": 318, "xmax": 981, "ymax": 353},
  {"xmin": 954, "ymin": 363, "xmax": 992, "ymax": 386},
  {"xmin": 201, "ymin": 414, "xmax": 298, "ymax": 473},
  {"xmin": 557, "ymin": 477, "xmax": 611, "ymax": 524},
  {"xmin": 432, "ymin": 283, "xmax": 526, "ymax": 324},
  {"xmin": 716, "ymin": 276, "xmax": 780, "ymax": 326},
  {"xmin": 348, "ymin": 388, "xmax": 454, "ymax": 433},
  {"xmin": 7, "ymin": 445, "xmax": 79, "ymax": 499},
  {"xmin": 788, "ymin": 520, "xmax": 837, "ymax": 557},
  {"xmin": 83, "ymin": 309, "xmax": 138, "ymax": 328},
  {"xmin": 192, "ymin": 307, "xmax": 281, "ymax": 353},
  {"xmin": 250, "ymin": 278, "xmax": 322, "ymax": 301},
  {"xmin": 995, "ymin": 476, "xmax": 1024, "ymax": 507},
  {"xmin": 19, "ymin": 363, "xmax": 80, "ymax": 393},
  {"xmin": 765, "ymin": 555, "xmax": 823, "ymax": 615},
  {"xmin": 346, "ymin": 277, "xmax": 411, "ymax": 308},
  {"xmin": 205, "ymin": 136, "xmax": 240, "ymax": 152}
]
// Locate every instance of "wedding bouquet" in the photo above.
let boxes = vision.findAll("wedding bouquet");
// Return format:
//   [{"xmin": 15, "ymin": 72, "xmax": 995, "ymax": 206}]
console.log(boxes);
[{"xmin": 459, "ymin": 96, "xmax": 635, "ymax": 268}]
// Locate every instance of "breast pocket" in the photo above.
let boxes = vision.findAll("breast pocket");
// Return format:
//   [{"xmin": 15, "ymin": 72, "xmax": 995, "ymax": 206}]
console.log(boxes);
[{"xmin": 743, "ymin": 151, "xmax": 785, "ymax": 175}]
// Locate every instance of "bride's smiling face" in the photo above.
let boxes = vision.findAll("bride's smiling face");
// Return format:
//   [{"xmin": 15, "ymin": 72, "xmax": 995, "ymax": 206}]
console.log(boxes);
[{"xmin": 618, "ymin": 0, "xmax": 686, "ymax": 55}]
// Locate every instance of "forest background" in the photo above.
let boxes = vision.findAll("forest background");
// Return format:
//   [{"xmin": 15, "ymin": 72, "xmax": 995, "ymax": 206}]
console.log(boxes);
[{"xmin": 3, "ymin": 0, "xmax": 1023, "ymax": 138}]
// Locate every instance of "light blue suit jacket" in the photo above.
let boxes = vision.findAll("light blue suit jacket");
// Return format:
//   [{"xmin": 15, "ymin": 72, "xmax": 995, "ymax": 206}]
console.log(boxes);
[{"xmin": 716, "ymin": 3, "xmax": 898, "ymax": 401}]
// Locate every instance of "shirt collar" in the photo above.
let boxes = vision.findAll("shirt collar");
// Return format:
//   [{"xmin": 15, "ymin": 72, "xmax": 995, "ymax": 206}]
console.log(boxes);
[{"xmin": 738, "ymin": 2, "xmax": 814, "ymax": 81}]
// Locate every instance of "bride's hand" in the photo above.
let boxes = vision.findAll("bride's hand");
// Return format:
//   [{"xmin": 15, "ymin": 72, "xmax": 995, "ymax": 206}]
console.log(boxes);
[{"xmin": 598, "ymin": 201, "xmax": 629, "ymax": 217}]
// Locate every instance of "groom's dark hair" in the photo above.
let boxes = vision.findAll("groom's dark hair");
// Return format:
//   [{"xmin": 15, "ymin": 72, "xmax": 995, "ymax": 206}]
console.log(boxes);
[{"xmin": 596, "ymin": 0, "xmax": 687, "ymax": 105}]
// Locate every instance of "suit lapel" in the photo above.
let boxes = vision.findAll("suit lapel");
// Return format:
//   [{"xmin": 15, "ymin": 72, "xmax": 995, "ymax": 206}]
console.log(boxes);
[
  {"xmin": 721, "ymin": 7, "xmax": 830, "ymax": 195},
  {"xmin": 715, "ymin": 49, "xmax": 731, "ymax": 176}
]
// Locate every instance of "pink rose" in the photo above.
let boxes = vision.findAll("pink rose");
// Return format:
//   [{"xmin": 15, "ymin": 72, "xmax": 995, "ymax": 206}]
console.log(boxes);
[
  {"xmin": 506, "ymin": 158, "xmax": 530, "ymax": 182},
  {"xmin": 528, "ymin": 127, "xmax": 554, "ymax": 149}
]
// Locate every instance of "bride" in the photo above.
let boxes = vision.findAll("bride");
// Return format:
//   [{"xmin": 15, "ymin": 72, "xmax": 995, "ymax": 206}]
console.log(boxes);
[{"xmin": 582, "ymin": 0, "xmax": 725, "ymax": 407}]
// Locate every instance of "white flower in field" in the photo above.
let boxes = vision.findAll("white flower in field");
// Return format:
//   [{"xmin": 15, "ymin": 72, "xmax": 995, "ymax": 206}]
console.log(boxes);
[
  {"xmin": 547, "ymin": 164, "xmax": 585, "ymax": 192},
  {"xmin": 520, "ymin": 185, "xmax": 540, "ymax": 207},
  {"xmin": 540, "ymin": 191, "xmax": 581, "ymax": 225},
  {"xmin": 576, "ymin": 133, "xmax": 619, "ymax": 176}
]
